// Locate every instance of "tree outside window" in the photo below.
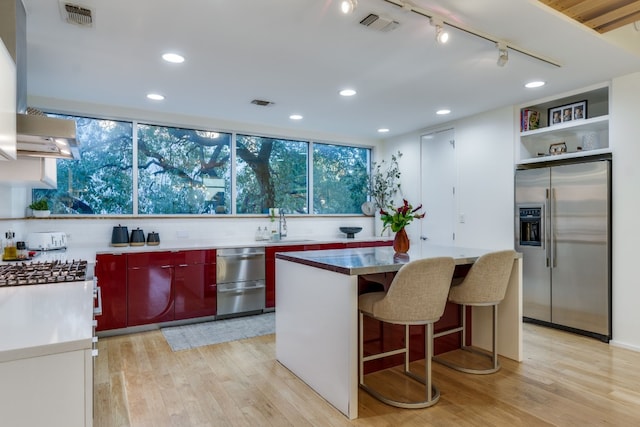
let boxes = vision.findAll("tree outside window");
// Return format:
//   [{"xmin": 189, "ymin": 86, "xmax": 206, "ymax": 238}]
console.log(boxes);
[
  {"xmin": 137, "ymin": 124, "xmax": 231, "ymax": 214},
  {"xmin": 33, "ymin": 115, "xmax": 133, "ymax": 214},
  {"xmin": 236, "ymin": 135, "xmax": 308, "ymax": 214},
  {"xmin": 313, "ymin": 143, "xmax": 369, "ymax": 214}
]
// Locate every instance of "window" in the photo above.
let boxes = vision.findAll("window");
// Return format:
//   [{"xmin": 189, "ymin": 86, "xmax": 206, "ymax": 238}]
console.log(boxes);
[
  {"xmin": 34, "ymin": 115, "xmax": 133, "ymax": 214},
  {"xmin": 235, "ymin": 135, "xmax": 308, "ymax": 214},
  {"xmin": 137, "ymin": 124, "xmax": 231, "ymax": 214},
  {"xmin": 34, "ymin": 114, "xmax": 372, "ymax": 215},
  {"xmin": 313, "ymin": 143, "xmax": 369, "ymax": 214}
]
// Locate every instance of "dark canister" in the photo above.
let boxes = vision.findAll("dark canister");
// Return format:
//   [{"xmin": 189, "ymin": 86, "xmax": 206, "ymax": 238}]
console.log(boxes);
[
  {"xmin": 111, "ymin": 225, "xmax": 129, "ymax": 247},
  {"xmin": 146, "ymin": 231, "xmax": 160, "ymax": 246},
  {"xmin": 129, "ymin": 228, "xmax": 145, "ymax": 246}
]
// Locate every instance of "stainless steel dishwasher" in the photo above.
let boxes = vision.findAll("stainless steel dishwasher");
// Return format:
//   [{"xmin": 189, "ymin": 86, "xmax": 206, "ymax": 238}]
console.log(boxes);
[{"xmin": 216, "ymin": 247, "xmax": 265, "ymax": 317}]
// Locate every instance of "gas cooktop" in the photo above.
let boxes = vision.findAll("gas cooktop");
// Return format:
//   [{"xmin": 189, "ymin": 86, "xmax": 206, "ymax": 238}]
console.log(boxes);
[{"xmin": 0, "ymin": 260, "xmax": 88, "ymax": 287}]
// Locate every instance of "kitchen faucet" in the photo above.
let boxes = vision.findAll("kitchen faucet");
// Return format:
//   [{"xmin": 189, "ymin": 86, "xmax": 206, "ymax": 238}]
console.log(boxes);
[{"xmin": 279, "ymin": 211, "xmax": 287, "ymax": 238}]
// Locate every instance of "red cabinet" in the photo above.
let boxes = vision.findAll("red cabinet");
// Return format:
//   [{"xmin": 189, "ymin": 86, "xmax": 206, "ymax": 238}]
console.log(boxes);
[
  {"xmin": 174, "ymin": 249, "xmax": 216, "ymax": 320},
  {"xmin": 127, "ymin": 251, "xmax": 175, "ymax": 326},
  {"xmin": 95, "ymin": 253, "xmax": 127, "ymax": 331},
  {"xmin": 265, "ymin": 241, "xmax": 391, "ymax": 308}
]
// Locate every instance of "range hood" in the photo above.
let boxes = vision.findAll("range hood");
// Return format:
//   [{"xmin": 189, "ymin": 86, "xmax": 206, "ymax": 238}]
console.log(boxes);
[
  {"xmin": 17, "ymin": 112, "xmax": 80, "ymax": 159},
  {"xmin": 1, "ymin": 0, "xmax": 80, "ymax": 160}
]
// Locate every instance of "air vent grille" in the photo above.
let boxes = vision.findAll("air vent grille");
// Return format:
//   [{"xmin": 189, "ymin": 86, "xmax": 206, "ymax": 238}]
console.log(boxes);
[
  {"xmin": 251, "ymin": 99, "xmax": 274, "ymax": 107},
  {"xmin": 359, "ymin": 13, "xmax": 399, "ymax": 32},
  {"xmin": 61, "ymin": 2, "xmax": 94, "ymax": 27}
]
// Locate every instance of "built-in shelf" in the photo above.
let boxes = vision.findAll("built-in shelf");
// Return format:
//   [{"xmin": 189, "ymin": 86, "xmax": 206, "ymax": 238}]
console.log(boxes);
[{"xmin": 517, "ymin": 83, "xmax": 609, "ymax": 165}]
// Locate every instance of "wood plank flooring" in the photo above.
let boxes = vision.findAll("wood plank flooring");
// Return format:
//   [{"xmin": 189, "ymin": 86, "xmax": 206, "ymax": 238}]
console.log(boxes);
[{"xmin": 94, "ymin": 323, "xmax": 640, "ymax": 426}]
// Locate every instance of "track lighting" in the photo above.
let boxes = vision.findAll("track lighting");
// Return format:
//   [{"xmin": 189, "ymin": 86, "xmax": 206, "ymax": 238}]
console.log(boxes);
[
  {"xmin": 496, "ymin": 42, "xmax": 508, "ymax": 67},
  {"xmin": 430, "ymin": 18, "xmax": 449, "ymax": 44},
  {"xmin": 340, "ymin": 0, "xmax": 357, "ymax": 14}
]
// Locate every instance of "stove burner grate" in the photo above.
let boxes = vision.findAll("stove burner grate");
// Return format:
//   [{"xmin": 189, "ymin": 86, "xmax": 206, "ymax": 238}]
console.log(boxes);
[{"xmin": 0, "ymin": 260, "xmax": 88, "ymax": 287}]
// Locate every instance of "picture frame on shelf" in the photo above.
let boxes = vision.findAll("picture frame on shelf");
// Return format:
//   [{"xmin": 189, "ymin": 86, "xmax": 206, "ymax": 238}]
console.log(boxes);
[
  {"xmin": 548, "ymin": 100, "xmax": 588, "ymax": 126},
  {"xmin": 549, "ymin": 142, "xmax": 567, "ymax": 155}
]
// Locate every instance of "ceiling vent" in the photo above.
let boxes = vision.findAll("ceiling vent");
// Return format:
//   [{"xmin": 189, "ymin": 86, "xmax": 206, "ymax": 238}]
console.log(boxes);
[
  {"xmin": 251, "ymin": 99, "xmax": 274, "ymax": 107},
  {"xmin": 59, "ymin": 2, "xmax": 94, "ymax": 27},
  {"xmin": 359, "ymin": 13, "xmax": 399, "ymax": 32}
]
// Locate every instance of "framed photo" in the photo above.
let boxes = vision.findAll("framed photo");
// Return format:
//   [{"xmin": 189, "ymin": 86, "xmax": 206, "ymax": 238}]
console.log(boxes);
[
  {"xmin": 572, "ymin": 101, "xmax": 586, "ymax": 120},
  {"xmin": 549, "ymin": 142, "xmax": 567, "ymax": 155},
  {"xmin": 548, "ymin": 100, "xmax": 587, "ymax": 126}
]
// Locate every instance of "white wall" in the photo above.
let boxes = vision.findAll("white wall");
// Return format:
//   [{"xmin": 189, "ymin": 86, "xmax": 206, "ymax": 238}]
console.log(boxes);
[
  {"xmin": 610, "ymin": 72, "xmax": 640, "ymax": 351},
  {"xmin": 381, "ymin": 106, "xmax": 516, "ymax": 250}
]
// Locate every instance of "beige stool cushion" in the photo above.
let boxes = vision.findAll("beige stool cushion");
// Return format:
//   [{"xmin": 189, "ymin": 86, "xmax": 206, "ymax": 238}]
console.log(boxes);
[
  {"xmin": 448, "ymin": 249, "xmax": 516, "ymax": 306},
  {"xmin": 358, "ymin": 257, "xmax": 455, "ymax": 325}
]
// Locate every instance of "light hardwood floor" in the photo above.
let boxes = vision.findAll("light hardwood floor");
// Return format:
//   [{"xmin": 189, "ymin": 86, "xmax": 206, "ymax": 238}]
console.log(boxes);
[{"xmin": 94, "ymin": 323, "xmax": 640, "ymax": 426}]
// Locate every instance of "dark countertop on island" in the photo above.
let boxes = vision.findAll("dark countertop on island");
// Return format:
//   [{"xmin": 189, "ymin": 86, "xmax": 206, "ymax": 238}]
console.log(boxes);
[{"xmin": 275, "ymin": 244, "xmax": 517, "ymax": 275}]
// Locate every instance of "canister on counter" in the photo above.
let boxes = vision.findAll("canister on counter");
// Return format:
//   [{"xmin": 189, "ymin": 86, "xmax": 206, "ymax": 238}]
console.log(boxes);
[{"xmin": 16, "ymin": 241, "xmax": 28, "ymax": 260}]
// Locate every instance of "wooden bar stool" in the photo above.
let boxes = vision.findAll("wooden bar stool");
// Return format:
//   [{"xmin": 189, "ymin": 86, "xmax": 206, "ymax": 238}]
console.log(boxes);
[
  {"xmin": 433, "ymin": 250, "xmax": 516, "ymax": 374},
  {"xmin": 358, "ymin": 257, "xmax": 455, "ymax": 409}
]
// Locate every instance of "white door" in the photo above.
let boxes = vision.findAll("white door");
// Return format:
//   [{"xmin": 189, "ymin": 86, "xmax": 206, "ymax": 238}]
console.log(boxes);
[{"xmin": 420, "ymin": 129, "xmax": 456, "ymax": 247}]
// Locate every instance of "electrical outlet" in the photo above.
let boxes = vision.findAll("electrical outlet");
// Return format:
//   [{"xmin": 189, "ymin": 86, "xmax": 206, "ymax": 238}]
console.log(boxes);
[{"xmin": 459, "ymin": 214, "xmax": 465, "ymax": 223}]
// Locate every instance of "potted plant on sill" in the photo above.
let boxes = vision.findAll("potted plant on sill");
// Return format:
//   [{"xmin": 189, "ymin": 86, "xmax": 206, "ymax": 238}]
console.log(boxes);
[{"xmin": 28, "ymin": 198, "xmax": 51, "ymax": 218}]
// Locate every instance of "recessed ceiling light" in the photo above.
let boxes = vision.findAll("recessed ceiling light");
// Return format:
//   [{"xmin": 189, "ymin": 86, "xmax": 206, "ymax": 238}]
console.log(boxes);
[
  {"xmin": 436, "ymin": 109, "xmax": 451, "ymax": 115},
  {"xmin": 339, "ymin": 89, "xmax": 357, "ymax": 97},
  {"xmin": 525, "ymin": 81, "xmax": 545, "ymax": 88},
  {"xmin": 340, "ymin": 0, "xmax": 357, "ymax": 14},
  {"xmin": 289, "ymin": 114, "xmax": 303, "ymax": 120},
  {"xmin": 147, "ymin": 93, "xmax": 165, "ymax": 101},
  {"xmin": 378, "ymin": 128, "xmax": 389, "ymax": 133},
  {"xmin": 162, "ymin": 53, "xmax": 185, "ymax": 63}
]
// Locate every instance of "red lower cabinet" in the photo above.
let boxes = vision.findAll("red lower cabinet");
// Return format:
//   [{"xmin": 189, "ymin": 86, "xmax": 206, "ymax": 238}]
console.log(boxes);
[
  {"xmin": 174, "ymin": 250, "xmax": 216, "ymax": 320},
  {"xmin": 127, "ymin": 251, "xmax": 175, "ymax": 326},
  {"xmin": 95, "ymin": 253, "xmax": 127, "ymax": 331}
]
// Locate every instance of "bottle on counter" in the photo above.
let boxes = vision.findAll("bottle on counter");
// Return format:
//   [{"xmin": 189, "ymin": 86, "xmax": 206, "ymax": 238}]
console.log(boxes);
[{"xmin": 3, "ymin": 230, "xmax": 16, "ymax": 260}]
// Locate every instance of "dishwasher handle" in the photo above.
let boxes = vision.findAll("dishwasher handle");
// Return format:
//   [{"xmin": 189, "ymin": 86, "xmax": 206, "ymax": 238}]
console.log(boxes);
[{"xmin": 218, "ymin": 281, "xmax": 266, "ymax": 293}]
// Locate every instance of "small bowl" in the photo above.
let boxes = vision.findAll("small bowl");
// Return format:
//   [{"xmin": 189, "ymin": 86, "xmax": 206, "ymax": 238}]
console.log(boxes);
[{"xmin": 340, "ymin": 227, "xmax": 363, "ymax": 238}]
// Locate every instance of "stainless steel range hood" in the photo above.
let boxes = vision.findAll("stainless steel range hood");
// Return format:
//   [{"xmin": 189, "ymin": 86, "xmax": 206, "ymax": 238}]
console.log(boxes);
[
  {"xmin": 17, "ymin": 112, "xmax": 79, "ymax": 159},
  {"xmin": 1, "ymin": 0, "xmax": 80, "ymax": 160}
]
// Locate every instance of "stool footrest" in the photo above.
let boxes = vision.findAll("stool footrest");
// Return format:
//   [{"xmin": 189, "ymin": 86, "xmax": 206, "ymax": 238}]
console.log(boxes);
[
  {"xmin": 363, "ymin": 347, "xmax": 407, "ymax": 362},
  {"xmin": 434, "ymin": 325, "xmax": 463, "ymax": 338}
]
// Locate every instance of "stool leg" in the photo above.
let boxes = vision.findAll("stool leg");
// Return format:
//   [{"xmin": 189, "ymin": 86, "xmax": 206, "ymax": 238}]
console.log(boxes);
[
  {"xmin": 426, "ymin": 322, "xmax": 433, "ymax": 402},
  {"xmin": 359, "ymin": 312, "xmax": 364, "ymax": 386},
  {"xmin": 461, "ymin": 304, "xmax": 467, "ymax": 348},
  {"xmin": 492, "ymin": 304, "xmax": 498, "ymax": 371},
  {"xmin": 404, "ymin": 325, "xmax": 410, "ymax": 373}
]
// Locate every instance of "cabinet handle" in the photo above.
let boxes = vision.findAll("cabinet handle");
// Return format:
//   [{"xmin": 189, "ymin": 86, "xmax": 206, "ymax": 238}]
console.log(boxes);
[
  {"xmin": 92, "ymin": 349, "xmax": 99, "ymax": 357},
  {"xmin": 94, "ymin": 286, "xmax": 103, "ymax": 316},
  {"xmin": 161, "ymin": 265, "xmax": 172, "ymax": 269}
]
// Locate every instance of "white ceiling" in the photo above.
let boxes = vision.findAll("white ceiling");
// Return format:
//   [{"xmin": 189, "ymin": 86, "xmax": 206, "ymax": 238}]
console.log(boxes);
[{"xmin": 22, "ymin": 0, "xmax": 640, "ymax": 141}]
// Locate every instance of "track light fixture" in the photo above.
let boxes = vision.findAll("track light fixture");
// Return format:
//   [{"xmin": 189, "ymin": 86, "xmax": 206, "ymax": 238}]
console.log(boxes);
[
  {"xmin": 379, "ymin": 0, "xmax": 561, "ymax": 67},
  {"xmin": 340, "ymin": 0, "xmax": 357, "ymax": 14},
  {"xmin": 430, "ymin": 18, "xmax": 449, "ymax": 44},
  {"xmin": 496, "ymin": 42, "xmax": 508, "ymax": 67}
]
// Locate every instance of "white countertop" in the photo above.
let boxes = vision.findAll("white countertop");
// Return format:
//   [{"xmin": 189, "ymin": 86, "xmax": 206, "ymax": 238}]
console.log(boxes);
[{"xmin": 0, "ymin": 280, "xmax": 94, "ymax": 363}]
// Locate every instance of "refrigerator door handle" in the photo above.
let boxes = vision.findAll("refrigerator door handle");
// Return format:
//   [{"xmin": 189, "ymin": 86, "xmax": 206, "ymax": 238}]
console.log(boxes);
[
  {"xmin": 545, "ymin": 188, "xmax": 551, "ymax": 268},
  {"xmin": 550, "ymin": 187, "xmax": 557, "ymax": 268}
]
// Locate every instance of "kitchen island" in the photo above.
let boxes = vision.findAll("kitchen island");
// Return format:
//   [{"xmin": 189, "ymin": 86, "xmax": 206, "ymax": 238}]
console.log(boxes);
[{"xmin": 275, "ymin": 244, "xmax": 522, "ymax": 419}]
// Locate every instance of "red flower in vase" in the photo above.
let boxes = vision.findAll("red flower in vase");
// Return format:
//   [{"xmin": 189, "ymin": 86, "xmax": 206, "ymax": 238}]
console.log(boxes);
[{"xmin": 379, "ymin": 199, "xmax": 426, "ymax": 234}]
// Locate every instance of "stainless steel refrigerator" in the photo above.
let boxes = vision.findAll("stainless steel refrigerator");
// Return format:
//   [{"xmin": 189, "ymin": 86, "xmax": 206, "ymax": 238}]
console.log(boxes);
[{"xmin": 515, "ymin": 159, "xmax": 611, "ymax": 342}]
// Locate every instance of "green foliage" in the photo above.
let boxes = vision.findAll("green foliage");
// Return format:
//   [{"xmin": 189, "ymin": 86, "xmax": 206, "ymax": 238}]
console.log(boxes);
[
  {"xmin": 380, "ymin": 199, "xmax": 425, "ymax": 233},
  {"xmin": 313, "ymin": 143, "xmax": 368, "ymax": 214},
  {"xmin": 28, "ymin": 198, "xmax": 49, "ymax": 211}
]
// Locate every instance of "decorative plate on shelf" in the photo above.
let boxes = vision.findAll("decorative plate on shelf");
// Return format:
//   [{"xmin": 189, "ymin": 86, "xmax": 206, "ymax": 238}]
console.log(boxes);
[{"xmin": 361, "ymin": 201, "xmax": 376, "ymax": 216}]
